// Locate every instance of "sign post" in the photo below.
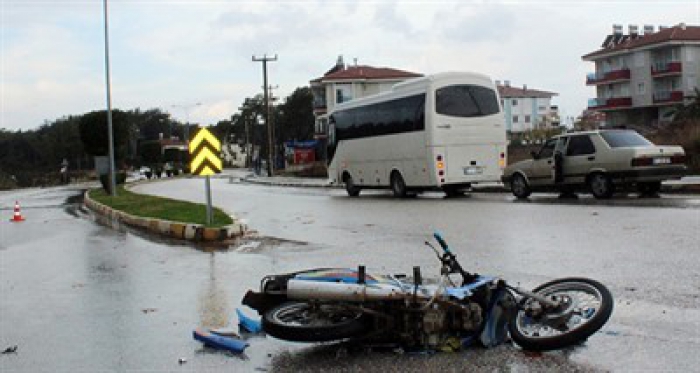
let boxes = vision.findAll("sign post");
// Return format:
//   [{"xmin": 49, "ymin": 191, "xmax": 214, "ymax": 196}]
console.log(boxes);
[{"xmin": 189, "ymin": 127, "xmax": 222, "ymax": 225}]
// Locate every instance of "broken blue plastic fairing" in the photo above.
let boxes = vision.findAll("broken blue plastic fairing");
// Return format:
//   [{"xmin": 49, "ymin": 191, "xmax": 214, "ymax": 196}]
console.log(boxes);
[{"xmin": 237, "ymin": 308, "xmax": 262, "ymax": 333}]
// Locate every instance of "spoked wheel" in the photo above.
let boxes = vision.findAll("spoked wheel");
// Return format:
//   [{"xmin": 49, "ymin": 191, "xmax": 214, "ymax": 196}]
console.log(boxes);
[
  {"xmin": 511, "ymin": 173, "xmax": 532, "ymax": 199},
  {"xmin": 509, "ymin": 278, "xmax": 613, "ymax": 351},
  {"xmin": 262, "ymin": 301, "xmax": 369, "ymax": 342}
]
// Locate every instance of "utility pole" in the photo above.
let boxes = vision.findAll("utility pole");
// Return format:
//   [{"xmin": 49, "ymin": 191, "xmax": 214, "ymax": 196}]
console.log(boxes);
[
  {"xmin": 103, "ymin": 0, "xmax": 116, "ymax": 196},
  {"xmin": 252, "ymin": 54, "xmax": 277, "ymax": 176}
]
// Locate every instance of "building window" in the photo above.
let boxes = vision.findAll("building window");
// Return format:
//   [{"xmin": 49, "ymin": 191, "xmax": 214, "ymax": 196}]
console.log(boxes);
[
  {"xmin": 512, "ymin": 99, "xmax": 518, "ymax": 106},
  {"xmin": 638, "ymin": 82, "xmax": 645, "ymax": 94},
  {"xmin": 621, "ymin": 83, "xmax": 630, "ymax": 97},
  {"xmin": 512, "ymin": 115, "xmax": 519, "ymax": 123},
  {"xmin": 335, "ymin": 84, "xmax": 353, "ymax": 104},
  {"xmin": 524, "ymin": 115, "xmax": 531, "ymax": 123},
  {"xmin": 538, "ymin": 106, "xmax": 546, "ymax": 111}
]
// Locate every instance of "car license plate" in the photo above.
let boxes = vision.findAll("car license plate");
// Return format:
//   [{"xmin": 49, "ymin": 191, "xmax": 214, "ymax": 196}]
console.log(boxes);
[
  {"xmin": 653, "ymin": 157, "xmax": 671, "ymax": 165},
  {"xmin": 463, "ymin": 166, "xmax": 483, "ymax": 175}
]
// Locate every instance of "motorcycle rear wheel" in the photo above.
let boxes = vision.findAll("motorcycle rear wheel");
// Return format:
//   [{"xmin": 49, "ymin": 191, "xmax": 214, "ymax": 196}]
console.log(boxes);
[
  {"xmin": 263, "ymin": 301, "xmax": 369, "ymax": 342},
  {"xmin": 509, "ymin": 277, "xmax": 613, "ymax": 351}
]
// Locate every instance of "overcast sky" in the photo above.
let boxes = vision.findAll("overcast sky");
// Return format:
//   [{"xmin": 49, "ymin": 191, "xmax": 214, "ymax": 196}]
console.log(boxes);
[{"xmin": 1, "ymin": 0, "xmax": 698, "ymax": 131}]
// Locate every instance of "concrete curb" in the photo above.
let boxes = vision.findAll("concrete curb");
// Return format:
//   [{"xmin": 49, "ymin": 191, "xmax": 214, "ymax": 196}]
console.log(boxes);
[
  {"xmin": 83, "ymin": 189, "xmax": 247, "ymax": 243},
  {"xmin": 238, "ymin": 175, "xmax": 339, "ymax": 189}
]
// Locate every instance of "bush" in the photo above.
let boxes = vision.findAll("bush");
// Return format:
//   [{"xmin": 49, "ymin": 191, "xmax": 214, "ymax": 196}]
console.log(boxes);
[{"xmin": 647, "ymin": 119, "xmax": 700, "ymax": 173}]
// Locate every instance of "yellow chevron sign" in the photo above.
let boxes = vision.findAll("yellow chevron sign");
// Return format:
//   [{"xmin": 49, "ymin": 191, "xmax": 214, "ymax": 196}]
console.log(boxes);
[{"xmin": 189, "ymin": 128, "xmax": 222, "ymax": 176}]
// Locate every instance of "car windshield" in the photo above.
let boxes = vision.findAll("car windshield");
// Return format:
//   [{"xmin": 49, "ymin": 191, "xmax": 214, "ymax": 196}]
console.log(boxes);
[{"xmin": 600, "ymin": 131, "xmax": 653, "ymax": 148}]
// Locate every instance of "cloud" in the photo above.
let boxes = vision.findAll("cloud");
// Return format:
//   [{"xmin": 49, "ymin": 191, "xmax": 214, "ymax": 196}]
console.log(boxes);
[
  {"xmin": 373, "ymin": 1, "xmax": 416, "ymax": 37},
  {"xmin": 435, "ymin": 3, "xmax": 518, "ymax": 45},
  {"xmin": 2, "ymin": 0, "xmax": 698, "ymax": 131}
]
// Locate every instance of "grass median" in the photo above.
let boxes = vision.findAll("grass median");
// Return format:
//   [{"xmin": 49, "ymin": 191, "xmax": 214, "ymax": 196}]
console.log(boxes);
[{"xmin": 90, "ymin": 186, "xmax": 233, "ymax": 228}]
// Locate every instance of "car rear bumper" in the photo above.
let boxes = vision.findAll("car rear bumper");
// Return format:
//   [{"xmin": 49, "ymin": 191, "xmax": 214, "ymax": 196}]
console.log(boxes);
[{"xmin": 609, "ymin": 165, "xmax": 688, "ymax": 182}]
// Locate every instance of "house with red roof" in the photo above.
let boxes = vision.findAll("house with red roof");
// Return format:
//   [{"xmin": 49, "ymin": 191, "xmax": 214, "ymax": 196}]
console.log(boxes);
[
  {"xmin": 582, "ymin": 23, "xmax": 700, "ymax": 127},
  {"xmin": 310, "ymin": 56, "xmax": 422, "ymax": 117},
  {"xmin": 310, "ymin": 56, "xmax": 422, "ymax": 138}
]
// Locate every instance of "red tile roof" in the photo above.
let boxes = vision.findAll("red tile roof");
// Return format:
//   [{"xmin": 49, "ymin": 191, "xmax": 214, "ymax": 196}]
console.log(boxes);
[
  {"xmin": 583, "ymin": 25, "xmax": 700, "ymax": 60},
  {"xmin": 315, "ymin": 65, "xmax": 422, "ymax": 82},
  {"xmin": 497, "ymin": 85, "xmax": 557, "ymax": 98}
]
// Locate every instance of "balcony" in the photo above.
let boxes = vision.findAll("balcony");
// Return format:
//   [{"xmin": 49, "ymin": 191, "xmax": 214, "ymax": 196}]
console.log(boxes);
[
  {"xmin": 651, "ymin": 61, "xmax": 682, "ymax": 77},
  {"xmin": 653, "ymin": 90, "xmax": 684, "ymax": 104},
  {"xmin": 588, "ymin": 97, "xmax": 633, "ymax": 110},
  {"xmin": 586, "ymin": 68, "xmax": 631, "ymax": 85}
]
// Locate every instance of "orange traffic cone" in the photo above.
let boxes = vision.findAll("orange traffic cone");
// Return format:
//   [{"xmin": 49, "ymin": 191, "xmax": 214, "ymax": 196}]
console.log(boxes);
[{"xmin": 10, "ymin": 201, "xmax": 25, "ymax": 222}]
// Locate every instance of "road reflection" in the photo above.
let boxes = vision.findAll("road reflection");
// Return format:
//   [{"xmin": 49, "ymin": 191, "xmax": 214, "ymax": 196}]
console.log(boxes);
[{"xmin": 198, "ymin": 253, "xmax": 231, "ymax": 330}]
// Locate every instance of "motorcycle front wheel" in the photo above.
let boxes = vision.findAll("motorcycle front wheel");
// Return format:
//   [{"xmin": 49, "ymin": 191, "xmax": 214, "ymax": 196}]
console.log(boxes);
[
  {"xmin": 262, "ymin": 301, "xmax": 369, "ymax": 342},
  {"xmin": 509, "ymin": 277, "xmax": 613, "ymax": 351}
]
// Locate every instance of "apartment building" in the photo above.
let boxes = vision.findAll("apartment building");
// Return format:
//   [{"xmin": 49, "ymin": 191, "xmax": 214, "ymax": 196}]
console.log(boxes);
[
  {"xmin": 497, "ymin": 81, "xmax": 559, "ymax": 133},
  {"xmin": 582, "ymin": 23, "xmax": 700, "ymax": 127}
]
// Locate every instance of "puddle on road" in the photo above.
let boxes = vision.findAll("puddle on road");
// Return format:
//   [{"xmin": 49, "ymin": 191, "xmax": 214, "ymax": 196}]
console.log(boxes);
[
  {"xmin": 232, "ymin": 235, "xmax": 308, "ymax": 254},
  {"xmin": 63, "ymin": 190, "xmax": 89, "ymax": 218},
  {"xmin": 267, "ymin": 342, "xmax": 603, "ymax": 373}
]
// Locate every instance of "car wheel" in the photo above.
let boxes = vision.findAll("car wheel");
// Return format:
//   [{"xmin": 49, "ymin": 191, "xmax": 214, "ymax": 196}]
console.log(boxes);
[
  {"xmin": 588, "ymin": 173, "xmax": 614, "ymax": 199},
  {"xmin": 344, "ymin": 174, "xmax": 361, "ymax": 197},
  {"xmin": 390, "ymin": 172, "xmax": 407, "ymax": 198},
  {"xmin": 637, "ymin": 181, "xmax": 661, "ymax": 196},
  {"xmin": 511, "ymin": 174, "xmax": 532, "ymax": 199}
]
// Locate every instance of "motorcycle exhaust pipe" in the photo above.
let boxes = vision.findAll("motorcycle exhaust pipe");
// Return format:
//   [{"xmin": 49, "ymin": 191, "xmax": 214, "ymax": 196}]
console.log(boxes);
[{"xmin": 286, "ymin": 279, "xmax": 425, "ymax": 302}]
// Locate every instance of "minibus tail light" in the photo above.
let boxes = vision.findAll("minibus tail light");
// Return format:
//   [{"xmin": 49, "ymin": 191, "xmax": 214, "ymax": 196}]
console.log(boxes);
[{"xmin": 498, "ymin": 152, "xmax": 506, "ymax": 168}]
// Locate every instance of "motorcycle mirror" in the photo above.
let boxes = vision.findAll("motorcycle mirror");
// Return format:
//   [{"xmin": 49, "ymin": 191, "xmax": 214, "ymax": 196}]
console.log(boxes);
[{"xmin": 424, "ymin": 241, "xmax": 441, "ymax": 258}]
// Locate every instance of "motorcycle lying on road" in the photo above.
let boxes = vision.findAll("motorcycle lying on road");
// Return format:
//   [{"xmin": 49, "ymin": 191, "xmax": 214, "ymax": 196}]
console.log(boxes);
[{"xmin": 242, "ymin": 232, "xmax": 614, "ymax": 351}]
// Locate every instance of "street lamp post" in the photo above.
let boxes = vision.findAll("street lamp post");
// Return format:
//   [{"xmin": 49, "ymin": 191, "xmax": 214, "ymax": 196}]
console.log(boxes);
[{"xmin": 103, "ymin": 0, "xmax": 117, "ymax": 196}]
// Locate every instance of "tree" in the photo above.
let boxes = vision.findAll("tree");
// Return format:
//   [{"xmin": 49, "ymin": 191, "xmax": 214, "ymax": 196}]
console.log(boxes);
[
  {"xmin": 275, "ymin": 87, "xmax": 315, "ymax": 144},
  {"xmin": 672, "ymin": 87, "xmax": 700, "ymax": 123},
  {"xmin": 78, "ymin": 110, "xmax": 132, "ymax": 163},
  {"xmin": 128, "ymin": 108, "xmax": 175, "ymax": 141}
]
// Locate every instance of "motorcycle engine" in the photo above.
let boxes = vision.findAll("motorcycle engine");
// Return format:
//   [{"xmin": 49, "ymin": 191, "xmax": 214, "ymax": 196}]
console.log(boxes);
[{"xmin": 420, "ymin": 302, "xmax": 483, "ymax": 348}]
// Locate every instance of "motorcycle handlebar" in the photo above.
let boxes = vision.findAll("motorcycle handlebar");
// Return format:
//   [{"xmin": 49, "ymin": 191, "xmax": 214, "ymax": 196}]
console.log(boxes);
[{"xmin": 433, "ymin": 231, "xmax": 450, "ymax": 253}]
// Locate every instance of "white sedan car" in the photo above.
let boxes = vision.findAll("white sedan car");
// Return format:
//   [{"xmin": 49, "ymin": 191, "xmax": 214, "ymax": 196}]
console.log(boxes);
[{"xmin": 502, "ymin": 129, "xmax": 687, "ymax": 199}]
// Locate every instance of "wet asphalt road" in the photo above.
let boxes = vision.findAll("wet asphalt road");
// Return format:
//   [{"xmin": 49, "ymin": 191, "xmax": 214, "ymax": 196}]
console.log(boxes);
[{"xmin": 1, "ymin": 180, "xmax": 699, "ymax": 372}]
